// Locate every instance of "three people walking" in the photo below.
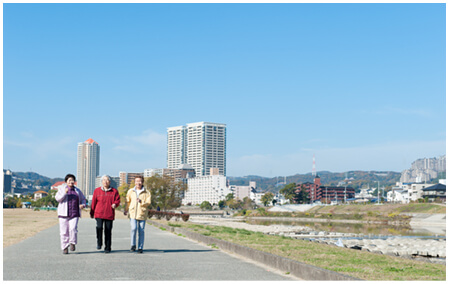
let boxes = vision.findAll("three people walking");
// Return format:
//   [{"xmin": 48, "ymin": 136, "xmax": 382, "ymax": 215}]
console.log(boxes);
[
  {"xmin": 57, "ymin": 173, "xmax": 154, "ymax": 254},
  {"xmin": 124, "ymin": 175, "xmax": 152, "ymax": 253},
  {"xmin": 56, "ymin": 174, "xmax": 87, "ymax": 254}
]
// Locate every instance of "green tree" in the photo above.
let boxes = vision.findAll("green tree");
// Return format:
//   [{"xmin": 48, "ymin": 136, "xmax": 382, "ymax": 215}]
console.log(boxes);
[
  {"xmin": 16, "ymin": 199, "xmax": 22, "ymax": 208},
  {"xmin": 272, "ymin": 199, "xmax": 277, "ymax": 206},
  {"xmin": 227, "ymin": 198, "xmax": 243, "ymax": 210},
  {"xmin": 144, "ymin": 174, "xmax": 187, "ymax": 211},
  {"xmin": 261, "ymin": 192, "xmax": 274, "ymax": 206},
  {"xmin": 225, "ymin": 193, "xmax": 234, "ymax": 201},
  {"xmin": 218, "ymin": 200, "xmax": 225, "ymax": 209},
  {"xmin": 295, "ymin": 185, "xmax": 310, "ymax": 204},
  {"xmin": 280, "ymin": 183, "xmax": 297, "ymax": 203},
  {"xmin": 242, "ymin": 196, "xmax": 255, "ymax": 210},
  {"xmin": 200, "ymin": 201, "xmax": 212, "ymax": 211},
  {"xmin": 118, "ymin": 183, "xmax": 130, "ymax": 206}
]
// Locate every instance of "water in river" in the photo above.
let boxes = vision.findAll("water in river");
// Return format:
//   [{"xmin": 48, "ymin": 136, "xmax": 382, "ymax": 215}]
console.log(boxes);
[{"xmin": 245, "ymin": 219, "xmax": 446, "ymax": 238}]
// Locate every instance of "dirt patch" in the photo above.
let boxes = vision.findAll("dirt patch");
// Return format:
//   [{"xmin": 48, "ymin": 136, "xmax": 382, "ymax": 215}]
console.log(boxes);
[
  {"xmin": 3, "ymin": 208, "xmax": 129, "ymax": 247},
  {"xmin": 3, "ymin": 208, "xmax": 59, "ymax": 247}
]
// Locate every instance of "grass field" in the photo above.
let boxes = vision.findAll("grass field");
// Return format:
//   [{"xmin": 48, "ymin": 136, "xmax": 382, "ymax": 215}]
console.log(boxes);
[{"xmin": 153, "ymin": 219, "xmax": 446, "ymax": 281}]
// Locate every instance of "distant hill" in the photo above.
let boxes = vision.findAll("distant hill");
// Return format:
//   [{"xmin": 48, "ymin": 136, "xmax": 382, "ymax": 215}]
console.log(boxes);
[
  {"xmin": 10, "ymin": 170, "xmax": 403, "ymax": 194},
  {"xmin": 228, "ymin": 171, "xmax": 402, "ymax": 192},
  {"xmin": 12, "ymin": 171, "xmax": 64, "ymax": 191}
]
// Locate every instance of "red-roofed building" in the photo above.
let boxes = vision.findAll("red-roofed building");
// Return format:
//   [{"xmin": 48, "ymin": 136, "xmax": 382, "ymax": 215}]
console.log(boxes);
[
  {"xmin": 85, "ymin": 138, "xmax": 98, "ymax": 144},
  {"xmin": 51, "ymin": 181, "xmax": 78, "ymax": 191},
  {"xmin": 34, "ymin": 190, "xmax": 48, "ymax": 201},
  {"xmin": 51, "ymin": 181, "xmax": 65, "ymax": 190}
]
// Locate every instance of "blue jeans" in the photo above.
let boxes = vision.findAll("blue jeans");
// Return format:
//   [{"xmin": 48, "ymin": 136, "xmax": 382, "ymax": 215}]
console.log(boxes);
[{"xmin": 130, "ymin": 219, "xmax": 146, "ymax": 249}]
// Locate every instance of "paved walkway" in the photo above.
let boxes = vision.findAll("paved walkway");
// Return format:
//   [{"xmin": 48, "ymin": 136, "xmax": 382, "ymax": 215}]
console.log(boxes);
[{"xmin": 3, "ymin": 218, "xmax": 294, "ymax": 281}]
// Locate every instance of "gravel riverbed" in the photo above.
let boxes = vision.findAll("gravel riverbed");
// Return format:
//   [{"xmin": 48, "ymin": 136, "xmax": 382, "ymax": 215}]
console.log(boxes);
[{"xmin": 189, "ymin": 216, "xmax": 446, "ymax": 264}]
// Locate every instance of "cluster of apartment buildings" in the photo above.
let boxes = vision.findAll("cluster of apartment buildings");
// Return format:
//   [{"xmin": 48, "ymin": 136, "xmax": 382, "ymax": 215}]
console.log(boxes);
[
  {"xmin": 400, "ymin": 155, "xmax": 446, "ymax": 183},
  {"xmin": 387, "ymin": 180, "xmax": 446, "ymax": 203},
  {"xmin": 296, "ymin": 175, "xmax": 356, "ymax": 204},
  {"xmin": 5, "ymin": 120, "xmax": 446, "ymax": 207},
  {"xmin": 75, "ymin": 122, "xmax": 240, "ymax": 205}
]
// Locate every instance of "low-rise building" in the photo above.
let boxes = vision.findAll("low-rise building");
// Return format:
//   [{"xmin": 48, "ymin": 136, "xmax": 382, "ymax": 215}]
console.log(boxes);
[
  {"xmin": 33, "ymin": 190, "xmax": 48, "ymax": 201},
  {"xmin": 250, "ymin": 190, "xmax": 265, "ymax": 205},
  {"xmin": 387, "ymin": 189, "xmax": 409, "ymax": 203},
  {"xmin": 398, "ymin": 182, "xmax": 434, "ymax": 202},
  {"xmin": 422, "ymin": 183, "xmax": 446, "ymax": 202},
  {"xmin": 182, "ymin": 173, "xmax": 230, "ymax": 206},
  {"xmin": 229, "ymin": 181, "xmax": 256, "ymax": 201}
]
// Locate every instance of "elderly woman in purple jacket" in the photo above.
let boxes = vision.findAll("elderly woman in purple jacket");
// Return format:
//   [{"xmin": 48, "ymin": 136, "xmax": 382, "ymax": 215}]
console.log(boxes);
[{"xmin": 55, "ymin": 174, "xmax": 87, "ymax": 254}]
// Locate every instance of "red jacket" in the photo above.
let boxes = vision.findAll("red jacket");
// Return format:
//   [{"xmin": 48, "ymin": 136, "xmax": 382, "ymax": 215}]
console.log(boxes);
[{"xmin": 91, "ymin": 187, "xmax": 120, "ymax": 220}]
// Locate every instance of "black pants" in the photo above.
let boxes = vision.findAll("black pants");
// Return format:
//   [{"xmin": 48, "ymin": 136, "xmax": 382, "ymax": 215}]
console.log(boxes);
[{"xmin": 96, "ymin": 218, "xmax": 113, "ymax": 251}]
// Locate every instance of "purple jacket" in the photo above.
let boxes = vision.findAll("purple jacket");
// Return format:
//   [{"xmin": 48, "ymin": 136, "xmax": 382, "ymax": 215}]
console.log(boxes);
[{"xmin": 56, "ymin": 185, "xmax": 87, "ymax": 218}]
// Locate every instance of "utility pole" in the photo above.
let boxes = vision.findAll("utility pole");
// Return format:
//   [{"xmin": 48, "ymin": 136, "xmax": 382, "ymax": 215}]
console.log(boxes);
[
  {"xmin": 377, "ymin": 181, "xmax": 380, "ymax": 205},
  {"xmin": 344, "ymin": 186, "xmax": 347, "ymax": 204}
]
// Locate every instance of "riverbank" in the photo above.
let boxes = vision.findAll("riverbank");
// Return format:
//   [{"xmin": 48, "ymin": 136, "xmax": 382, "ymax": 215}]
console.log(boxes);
[
  {"xmin": 188, "ymin": 216, "xmax": 446, "ymax": 262},
  {"xmin": 152, "ymin": 218, "xmax": 446, "ymax": 280}
]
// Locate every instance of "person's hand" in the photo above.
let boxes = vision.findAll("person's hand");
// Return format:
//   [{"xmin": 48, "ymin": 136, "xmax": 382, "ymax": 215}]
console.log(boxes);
[
  {"xmin": 137, "ymin": 198, "xmax": 141, "ymax": 203},
  {"xmin": 111, "ymin": 204, "xmax": 116, "ymax": 209},
  {"xmin": 65, "ymin": 187, "xmax": 69, "ymax": 193},
  {"xmin": 90, "ymin": 211, "xmax": 94, "ymax": 219},
  {"xmin": 79, "ymin": 204, "xmax": 85, "ymax": 209}
]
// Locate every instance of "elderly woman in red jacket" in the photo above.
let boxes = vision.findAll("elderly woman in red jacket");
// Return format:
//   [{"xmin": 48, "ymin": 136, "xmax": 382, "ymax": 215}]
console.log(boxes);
[{"xmin": 90, "ymin": 175, "xmax": 120, "ymax": 253}]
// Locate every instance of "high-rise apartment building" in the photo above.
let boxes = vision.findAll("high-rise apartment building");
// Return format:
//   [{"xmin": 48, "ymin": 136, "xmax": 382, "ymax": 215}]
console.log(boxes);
[
  {"xmin": 167, "ymin": 122, "xmax": 226, "ymax": 176},
  {"xmin": 167, "ymin": 126, "xmax": 187, "ymax": 169},
  {"xmin": 77, "ymin": 138, "xmax": 100, "ymax": 197}
]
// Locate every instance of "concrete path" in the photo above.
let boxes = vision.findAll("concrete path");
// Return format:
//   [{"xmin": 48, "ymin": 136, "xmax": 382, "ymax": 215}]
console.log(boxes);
[{"xmin": 3, "ymin": 218, "xmax": 294, "ymax": 281}]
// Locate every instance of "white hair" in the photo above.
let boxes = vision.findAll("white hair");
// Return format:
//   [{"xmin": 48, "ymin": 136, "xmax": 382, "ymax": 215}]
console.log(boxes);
[{"xmin": 101, "ymin": 175, "xmax": 111, "ymax": 182}]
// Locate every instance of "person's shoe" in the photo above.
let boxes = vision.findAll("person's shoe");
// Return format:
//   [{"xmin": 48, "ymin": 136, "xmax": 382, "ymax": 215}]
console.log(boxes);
[
  {"xmin": 63, "ymin": 248, "xmax": 69, "ymax": 254},
  {"xmin": 130, "ymin": 246, "xmax": 136, "ymax": 252},
  {"xmin": 70, "ymin": 244, "xmax": 76, "ymax": 251},
  {"xmin": 138, "ymin": 249, "xmax": 143, "ymax": 253},
  {"xmin": 97, "ymin": 245, "xmax": 101, "ymax": 250},
  {"xmin": 105, "ymin": 249, "xmax": 111, "ymax": 253}
]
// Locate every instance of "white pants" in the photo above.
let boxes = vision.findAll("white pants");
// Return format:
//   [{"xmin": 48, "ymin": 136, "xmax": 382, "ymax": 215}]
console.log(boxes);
[{"xmin": 59, "ymin": 217, "xmax": 79, "ymax": 250}]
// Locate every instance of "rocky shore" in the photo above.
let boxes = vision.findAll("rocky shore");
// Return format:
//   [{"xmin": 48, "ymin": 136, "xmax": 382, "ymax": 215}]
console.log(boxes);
[{"xmin": 189, "ymin": 216, "xmax": 446, "ymax": 264}]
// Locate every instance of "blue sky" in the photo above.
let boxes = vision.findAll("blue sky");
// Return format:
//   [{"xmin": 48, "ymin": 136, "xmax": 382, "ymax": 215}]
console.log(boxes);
[{"xmin": 3, "ymin": 3, "xmax": 446, "ymax": 179}]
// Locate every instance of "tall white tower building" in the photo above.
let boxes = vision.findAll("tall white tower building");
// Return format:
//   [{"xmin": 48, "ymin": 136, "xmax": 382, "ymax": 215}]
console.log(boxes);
[
  {"xmin": 167, "ymin": 122, "xmax": 226, "ymax": 177},
  {"xmin": 77, "ymin": 138, "xmax": 100, "ymax": 197}
]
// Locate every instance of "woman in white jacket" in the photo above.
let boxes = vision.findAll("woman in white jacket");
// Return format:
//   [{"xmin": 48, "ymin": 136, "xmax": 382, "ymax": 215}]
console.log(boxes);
[{"xmin": 55, "ymin": 174, "xmax": 87, "ymax": 254}]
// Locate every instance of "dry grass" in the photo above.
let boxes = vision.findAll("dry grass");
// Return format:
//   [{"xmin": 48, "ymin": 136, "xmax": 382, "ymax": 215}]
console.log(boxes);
[
  {"xmin": 3, "ymin": 208, "xmax": 60, "ymax": 247},
  {"xmin": 3, "ymin": 208, "xmax": 128, "ymax": 247}
]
